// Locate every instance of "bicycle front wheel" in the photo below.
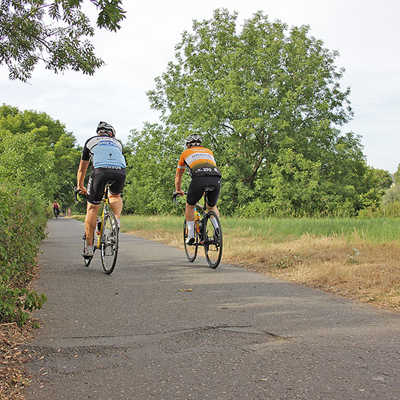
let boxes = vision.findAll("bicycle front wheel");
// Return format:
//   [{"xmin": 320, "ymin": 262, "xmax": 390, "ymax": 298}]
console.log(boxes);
[
  {"xmin": 203, "ymin": 211, "xmax": 223, "ymax": 269},
  {"xmin": 100, "ymin": 212, "xmax": 119, "ymax": 274},
  {"xmin": 183, "ymin": 220, "xmax": 198, "ymax": 262}
]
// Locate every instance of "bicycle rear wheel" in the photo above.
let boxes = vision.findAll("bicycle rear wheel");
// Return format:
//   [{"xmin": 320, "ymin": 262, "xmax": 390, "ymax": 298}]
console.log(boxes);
[
  {"xmin": 100, "ymin": 212, "xmax": 119, "ymax": 274},
  {"xmin": 183, "ymin": 220, "xmax": 198, "ymax": 262},
  {"xmin": 203, "ymin": 211, "xmax": 223, "ymax": 269}
]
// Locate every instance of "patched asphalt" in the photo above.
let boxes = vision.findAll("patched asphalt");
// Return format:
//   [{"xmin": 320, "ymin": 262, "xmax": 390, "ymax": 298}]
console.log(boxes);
[{"xmin": 25, "ymin": 218, "xmax": 400, "ymax": 400}]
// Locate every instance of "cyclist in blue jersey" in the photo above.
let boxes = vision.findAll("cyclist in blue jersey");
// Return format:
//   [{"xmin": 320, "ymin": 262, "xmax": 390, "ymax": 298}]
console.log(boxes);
[{"xmin": 77, "ymin": 121, "xmax": 127, "ymax": 257}]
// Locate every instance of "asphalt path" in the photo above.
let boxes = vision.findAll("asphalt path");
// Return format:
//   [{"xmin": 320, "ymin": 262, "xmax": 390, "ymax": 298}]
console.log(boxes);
[{"xmin": 25, "ymin": 218, "xmax": 400, "ymax": 400}]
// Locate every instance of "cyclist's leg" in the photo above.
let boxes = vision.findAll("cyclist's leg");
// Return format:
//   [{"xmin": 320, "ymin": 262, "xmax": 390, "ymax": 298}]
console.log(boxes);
[
  {"xmin": 85, "ymin": 202, "xmax": 100, "ymax": 246},
  {"xmin": 204, "ymin": 177, "xmax": 221, "ymax": 216},
  {"xmin": 109, "ymin": 194, "xmax": 122, "ymax": 222},
  {"xmin": 108, "ymin": 169, "xmax": 126, "ymax": 227},
  {"xmin": 185, "ymin": 203, "xmax": 195, "ymax": 220},
  {"xmin": 186, "ymin": 178, "xmax": 204, "ymax": 240},
  {"xmin": 206, "ymin": 203, "xmax": 219, "ymax": 216},
  {"xmin": 184, "ymin": 203, "xmax": 196, "ymax": 243},
  {"xmin": 86, "ymin": 169, "xmax": 106, "ymax": 246}
]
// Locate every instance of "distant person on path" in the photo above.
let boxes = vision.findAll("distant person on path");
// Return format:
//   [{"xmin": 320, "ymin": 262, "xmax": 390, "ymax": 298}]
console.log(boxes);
[
  {"xmin": 77, "ymin": 121, "xmax": 127, "ymax": 257},
  {"xmin": 174, "ymin": 134, "xmax": 222, "ymax": 244},
  {"xmin": 52, "ymin": 200, "xmax": 60, "ymax": 218}
]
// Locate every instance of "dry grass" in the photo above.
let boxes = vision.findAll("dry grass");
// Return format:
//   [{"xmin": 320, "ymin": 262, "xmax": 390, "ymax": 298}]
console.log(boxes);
[{"xmin": 127, "ymin": 229, "xmax": 400, "ymax": 312}]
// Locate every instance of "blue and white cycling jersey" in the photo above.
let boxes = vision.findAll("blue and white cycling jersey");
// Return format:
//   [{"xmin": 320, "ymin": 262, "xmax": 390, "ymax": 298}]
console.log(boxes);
[{"xmin": 81, "ymin": 136, "xmax": 126, "ymax": 169}]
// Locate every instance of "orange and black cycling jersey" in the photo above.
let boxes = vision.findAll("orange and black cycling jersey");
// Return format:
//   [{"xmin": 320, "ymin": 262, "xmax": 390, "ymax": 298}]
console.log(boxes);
[{"xmin": 177, "ymin": 146, "xmax": 221, "ymax": 177}]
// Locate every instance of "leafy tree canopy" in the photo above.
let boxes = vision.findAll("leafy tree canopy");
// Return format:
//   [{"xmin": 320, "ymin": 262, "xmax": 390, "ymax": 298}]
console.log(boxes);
[
  {"xmin": 146, "ymin": 9, "xmax": 387, "ymax": 216},
  {"xmin": 124, "ymin": 123, "xmax": 183, "ymax": 214},
  {"xmin": 0, "ymin": 0, "xmax": 126, "ymax": 81},
  {"xmin": 148, "ymin": 9, "xmax": 353, "ymax": 186},
  {"xmin": 0, "ymin": 104, "xmax": 81, "ymax": 205}
]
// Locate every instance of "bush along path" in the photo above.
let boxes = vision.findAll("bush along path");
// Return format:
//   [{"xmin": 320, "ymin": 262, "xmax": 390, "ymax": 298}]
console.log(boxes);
[{"xmin": 0, "ymin": 184, "xmax": 47, "ymax": 400}]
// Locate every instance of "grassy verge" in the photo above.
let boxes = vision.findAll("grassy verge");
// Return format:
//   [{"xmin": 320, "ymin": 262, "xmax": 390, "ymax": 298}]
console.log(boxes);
[{"xmin": 119, "ymin": 215, "xmax": 400, "ymax": 311}]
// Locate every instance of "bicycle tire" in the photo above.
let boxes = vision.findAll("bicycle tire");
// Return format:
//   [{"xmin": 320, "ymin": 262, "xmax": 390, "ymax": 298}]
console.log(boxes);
[
  {"xmin": 100, "ymin": 211, "xmax": 119, "ymax": 274},
  {"xmin": 183, "ymin": 219, "xmax": 198, "ymax": 262},
  {"xmin": 203, "ymin": 211, "xmax": 223, "ymax": 269}
]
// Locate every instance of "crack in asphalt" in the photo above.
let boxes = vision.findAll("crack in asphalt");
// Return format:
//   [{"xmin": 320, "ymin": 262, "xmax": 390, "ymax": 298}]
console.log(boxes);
[{"xmin": 31, "ymin": 323, "xmax": 257, "ymax": 341}]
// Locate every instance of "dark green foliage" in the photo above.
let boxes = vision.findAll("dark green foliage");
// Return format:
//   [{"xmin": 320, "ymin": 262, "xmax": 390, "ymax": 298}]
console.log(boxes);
[
  {"xmin": 0, "ymin": 184, "xmax": 47, "ymax": 326},
  {"xmin": 123, "ymin": 124, "xmax": 184, "ymax": 215},
  {"xmin": 0, "ymin": 104, "xmax": 81, "ymax": 207},
  {"xmin": 358, "ymin": 164, "xmax": 399, "ymax": 217},
  {"xmin": 0, "ymin": 0, "xmax": 126, "ymax": 81},
  {"xmin": 0, "ymin": 104, "xmax": 81, "ymax": 324}
]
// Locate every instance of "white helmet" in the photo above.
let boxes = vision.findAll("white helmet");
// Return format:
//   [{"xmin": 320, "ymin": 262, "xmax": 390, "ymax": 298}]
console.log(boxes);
[
  {"xmin": 185, "ymin": 134, "xmax": 202, "ymax": 147},
  {"xmin": 96, "ymin": 121, "xmax": 116, "ymax": 138}
]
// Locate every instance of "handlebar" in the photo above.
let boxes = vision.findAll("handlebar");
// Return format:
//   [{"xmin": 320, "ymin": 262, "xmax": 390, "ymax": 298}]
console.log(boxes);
[
  {"xmin": 172, "ymin": 191, "xmax": 186, "ymax": 203},
  {"xmin": 74, "ymin": 187, "xmax": 87, "ymax": 202}
]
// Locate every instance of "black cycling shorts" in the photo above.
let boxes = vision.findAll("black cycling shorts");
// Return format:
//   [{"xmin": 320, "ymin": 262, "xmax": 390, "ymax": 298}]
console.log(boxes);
[
  {"xmin": 87, "ymin": 168, "xmax": 126, "ymax": 205},
  {"xmin": 187, "ymin": 176, "xmax": 221, "ymax": 207}
]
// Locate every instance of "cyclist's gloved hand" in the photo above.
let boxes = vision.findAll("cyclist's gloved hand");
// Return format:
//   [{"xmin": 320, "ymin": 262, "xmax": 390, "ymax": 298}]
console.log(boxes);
[{"xmin": 78, "ymin": 186, "xmax": 87, "ymax": 195}]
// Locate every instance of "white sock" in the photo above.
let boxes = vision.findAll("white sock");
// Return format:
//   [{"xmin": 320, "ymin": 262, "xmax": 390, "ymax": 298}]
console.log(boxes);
[
  {"xmin": 187, "ymin": 221, "xmax": 195, "ymax": 238},
  {"xmin": 116, "ymin": 218, "xmax": 120, "ymax": 228},
  {"xmin": 210, "ymin": 216, "xmax": 219, "ymax": 229}
]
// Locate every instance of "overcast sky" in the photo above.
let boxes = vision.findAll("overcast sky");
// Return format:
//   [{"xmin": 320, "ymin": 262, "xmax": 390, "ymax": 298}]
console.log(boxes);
[{"xmin": 1, "ymin": 0, "xmax": 399, "ymax": 172}]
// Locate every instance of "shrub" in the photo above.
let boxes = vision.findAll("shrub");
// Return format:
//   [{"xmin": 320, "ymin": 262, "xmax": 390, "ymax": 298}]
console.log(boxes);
[{"xmin": 0, "ymin": 184, "xmax": 47, "ymax": 325}]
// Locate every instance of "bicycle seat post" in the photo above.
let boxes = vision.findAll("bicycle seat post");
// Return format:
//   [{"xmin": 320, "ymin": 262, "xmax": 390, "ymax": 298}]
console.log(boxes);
[{"xmin": 203, "ymin": 187, "xmax": 214, "ymax": 211}]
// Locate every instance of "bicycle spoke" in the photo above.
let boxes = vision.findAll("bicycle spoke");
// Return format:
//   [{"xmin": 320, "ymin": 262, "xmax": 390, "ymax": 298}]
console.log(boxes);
[
  {"xmin": 100, "ymin": 212, "xmax": 119, "ymax": 274},
  {"xmin": 203, "ymin": 212, "xmax": 223, "ymax": 268},
  {"xmin": 183, "ymin": 220, "xmax": 198, "ymax": 262}
]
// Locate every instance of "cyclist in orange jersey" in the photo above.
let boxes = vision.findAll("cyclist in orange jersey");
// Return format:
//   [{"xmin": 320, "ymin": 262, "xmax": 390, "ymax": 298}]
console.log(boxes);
[{"xmin": 175, "ymin": 134, "xmax": 222, "ymax": 244}]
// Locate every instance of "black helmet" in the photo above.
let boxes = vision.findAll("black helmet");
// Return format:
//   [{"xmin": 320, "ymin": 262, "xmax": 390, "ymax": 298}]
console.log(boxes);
[
  {"xmin": 96, "ymin": 121, "xmax": 116, "ymax": 138},
  {"xmin": 185, "ymin": 134, "xmax": 202, "ymax": 147}
]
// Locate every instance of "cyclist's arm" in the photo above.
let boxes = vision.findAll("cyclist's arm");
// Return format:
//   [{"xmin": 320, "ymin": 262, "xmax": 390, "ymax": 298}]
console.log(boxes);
[
  {"xmin": 175, "ymin": 167, "xmax": 185, "ymax": 195},
  {"xmin": 77, "ymin": 159, "xmax": 90, "ymax": 192}
]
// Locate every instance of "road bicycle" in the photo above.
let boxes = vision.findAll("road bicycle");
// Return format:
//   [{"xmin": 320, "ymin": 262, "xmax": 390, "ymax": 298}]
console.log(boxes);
[
  {"xmin": 173, "ymin": 190, "xmax": 223, "ymax": 269},
  {"xmin": 74, "ymin": 183, "xmax": 119, "ymax": 275}
]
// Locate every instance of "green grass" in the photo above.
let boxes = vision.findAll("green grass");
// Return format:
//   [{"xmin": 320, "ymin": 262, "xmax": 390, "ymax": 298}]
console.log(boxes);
[
  {"xmin": 118, "ymin": 215, "xmax": 400, "ymax": 244},
  {"xmin": 120, "ymin": 215, "xmax": 182, "ymax": 233}
]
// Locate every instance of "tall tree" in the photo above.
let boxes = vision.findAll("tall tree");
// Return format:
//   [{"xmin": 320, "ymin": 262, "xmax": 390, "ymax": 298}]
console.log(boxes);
[
  {"xmin": 147, "ymin": 9, "xmax": 380, "ymax": 216},
  {"xmin": 0, "ymin": 104, "xmax": 81, "ymax": 205},
  {"xmin": 148, "ymin": 9, "xmax": 353, "ymax": 187},
  {"xmin": 0, "ymin": 0, "xmax": 126, "ymax": 81}
]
